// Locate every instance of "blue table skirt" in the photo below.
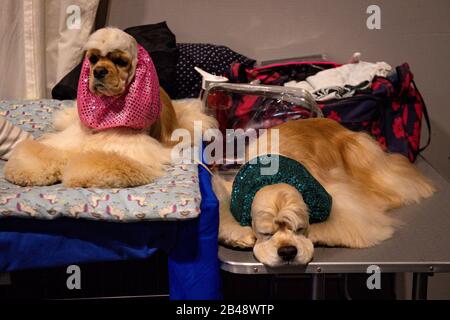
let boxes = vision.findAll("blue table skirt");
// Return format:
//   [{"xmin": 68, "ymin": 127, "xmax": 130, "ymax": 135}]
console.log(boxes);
[{"xmin": 0, "ymin": 165, "xmax": 221, "ymax": 300}]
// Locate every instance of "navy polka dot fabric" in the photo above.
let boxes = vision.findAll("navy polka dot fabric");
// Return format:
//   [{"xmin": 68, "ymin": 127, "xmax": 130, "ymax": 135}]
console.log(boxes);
[{"xmin": 173, "ymin": 43, "xmax": 255, "ymax": 99}]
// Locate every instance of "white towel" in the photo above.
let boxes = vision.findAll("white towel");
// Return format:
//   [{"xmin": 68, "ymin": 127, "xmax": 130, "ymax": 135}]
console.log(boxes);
[{"xmin": 285, "ymin": 53, "xmax": 391, "ymax": 101}]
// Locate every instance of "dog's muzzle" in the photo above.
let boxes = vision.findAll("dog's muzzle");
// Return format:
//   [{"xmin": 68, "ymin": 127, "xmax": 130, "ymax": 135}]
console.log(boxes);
[
  {"xmin": 93, "ymin": 67, "xmax": 108, "ymax": 80},
  {"xmin": 77, "ymin": 44, "xmax": 161, "ymax": 130}
]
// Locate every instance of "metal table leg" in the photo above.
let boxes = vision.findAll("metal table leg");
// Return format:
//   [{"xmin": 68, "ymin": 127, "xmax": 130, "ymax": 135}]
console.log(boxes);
[
  {"xmin": 411, "ymin": 273, "xmax": 428, "ymax": 300},
  {"xmin": 311, "ymin": 274, "xmax": 325, "ymax": 300}
]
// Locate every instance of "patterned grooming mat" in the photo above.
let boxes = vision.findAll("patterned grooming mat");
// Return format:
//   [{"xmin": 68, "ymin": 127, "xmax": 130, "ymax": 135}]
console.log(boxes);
[{"xmin": 0, "ymin": 100, "xmax": 201, "ymax": 222}]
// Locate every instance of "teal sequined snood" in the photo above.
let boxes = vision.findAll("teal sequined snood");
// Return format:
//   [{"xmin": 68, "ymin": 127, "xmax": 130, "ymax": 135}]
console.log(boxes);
[{"xmin": 230, "ymin": 154, "xmax": 332, "ymax": 227}]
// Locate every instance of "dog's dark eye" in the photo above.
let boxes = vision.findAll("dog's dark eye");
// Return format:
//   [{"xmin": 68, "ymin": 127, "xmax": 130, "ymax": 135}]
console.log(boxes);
[
  {"xmin": 260, "ymin": 232, "xmax": 273, "ymax": 237},
  {"xmin": 113, "ymin": 58, "xmax": 128, "ymax": 67},
  {"xmin": 89, "ymin": 55, "xmax": 99, "ymax": 64},
  {"xmin": 296, "ymin": 228, "xmax": 305, "ymax": 234}
]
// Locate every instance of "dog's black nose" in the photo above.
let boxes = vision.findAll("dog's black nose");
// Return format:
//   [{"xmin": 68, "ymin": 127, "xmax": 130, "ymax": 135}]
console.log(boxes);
[
  {"xmin": 94, "ymin": 67, "xmax": 108, "ymax": 79},
  {"xmin": 277, "ymin": 246, "xmax": 298, "ymax": 261}
]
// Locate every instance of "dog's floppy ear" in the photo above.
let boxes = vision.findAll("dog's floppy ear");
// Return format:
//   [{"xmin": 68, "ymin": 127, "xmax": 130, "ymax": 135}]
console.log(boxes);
[{"xmin": 127, "ymin": 37, "xmax": 138, "ymax": 84}]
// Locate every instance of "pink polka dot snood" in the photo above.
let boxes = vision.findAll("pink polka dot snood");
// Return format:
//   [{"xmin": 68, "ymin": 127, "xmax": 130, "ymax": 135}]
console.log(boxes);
[{"xmin": 77, "ymin": 45, "xmax": 161, "ymax": 130}]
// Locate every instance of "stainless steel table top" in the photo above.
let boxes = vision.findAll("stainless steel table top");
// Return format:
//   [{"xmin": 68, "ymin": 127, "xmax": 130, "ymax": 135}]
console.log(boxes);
[{"xmin": 219, "ymin": 158, "xmax": 450, "ymax": 274}]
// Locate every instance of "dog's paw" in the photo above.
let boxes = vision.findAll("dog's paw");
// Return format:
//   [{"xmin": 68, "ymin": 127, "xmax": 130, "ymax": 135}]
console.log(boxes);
[
  {"xmin": 62, "ymin": 151, "xmax": 162, "ymax": 189},
  {"xmin": 220, "ymin": 226, "xmax": 256, "ymax": 248},
  {"xmin": 3, "ymin": 140, "xmax": 62, "ymax": 186},
  {"xmin": 4, "ymin": 163, "xmax": 60, "ymax": 186}
]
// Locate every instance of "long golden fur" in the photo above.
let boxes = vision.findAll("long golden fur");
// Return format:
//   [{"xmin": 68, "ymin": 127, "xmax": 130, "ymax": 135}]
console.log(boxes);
[
  {"xmin": 213, "ymin": 118, "xmax": 435, "ymax": 266},
  {"xmin": 4, "ymin": 28, "xmax": 216, "ymax": 188},
  {"xmin": 4, "ymin": 96, "xmax": 214, "ymax": 188}
]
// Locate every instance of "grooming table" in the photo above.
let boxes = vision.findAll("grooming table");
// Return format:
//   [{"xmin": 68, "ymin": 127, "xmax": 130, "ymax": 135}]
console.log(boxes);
[
  {"xmin": 219, "ymin": 158, "xmax": 450, "ymax": 300},
  {"xmin": 0, "ymin": 164, "xmax": 221, "ymax": 299},
  {"xmin": 0, "ymin": 100, "xmax": 221, "ymax": 300}
]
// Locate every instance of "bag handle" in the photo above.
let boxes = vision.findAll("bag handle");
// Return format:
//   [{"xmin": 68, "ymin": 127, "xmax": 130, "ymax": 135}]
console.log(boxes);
[{"xmin": 412, "ymin": 79, "xmax": 431, "ymax": 152}]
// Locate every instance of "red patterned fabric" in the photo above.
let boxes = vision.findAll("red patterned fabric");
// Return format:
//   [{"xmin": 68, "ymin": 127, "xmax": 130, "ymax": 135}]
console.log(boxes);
[
  {"xmin": 320, "ymin": 63, "xmax": 430, "ymax": 162},
  {"xmin": 220, "ymin": 62, "xmax": 430, "ymax": 162}
]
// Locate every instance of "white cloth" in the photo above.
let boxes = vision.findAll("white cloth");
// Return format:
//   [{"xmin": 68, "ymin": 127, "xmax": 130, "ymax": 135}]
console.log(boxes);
[
  {"xmin": 0, "ymin": 118, "xmax": 32, "ymax": 160},
  {"xmin": 0, "ymin": 0, "xmax": 99, "ymax": 99},
  {"xmin": 285, "ymin": 55, "xmax": 392, "ymax": 101}
]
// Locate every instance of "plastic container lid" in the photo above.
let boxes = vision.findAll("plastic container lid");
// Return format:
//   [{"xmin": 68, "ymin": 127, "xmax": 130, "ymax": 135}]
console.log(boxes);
[{"xmin": 194, "ymin": 67, "xmax": 229, "ymax": 90}]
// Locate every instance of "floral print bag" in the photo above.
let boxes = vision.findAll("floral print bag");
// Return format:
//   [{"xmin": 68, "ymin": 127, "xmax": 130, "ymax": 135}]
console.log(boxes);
[
  {"xmin": 319, "ymin": 63, "xmax": 431, "ymax": 162},
  {"xmin": 225, "ymin": 61, "xmax": 430, "ymax": 162}
]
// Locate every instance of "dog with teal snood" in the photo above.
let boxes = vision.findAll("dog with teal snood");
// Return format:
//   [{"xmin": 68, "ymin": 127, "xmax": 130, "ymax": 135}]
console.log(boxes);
[
  {"xmin": 212, "ymin": 119, "xmax": 434, "ymax": 267},
  {"xmin": 230, "ymin": 154, "xmax": 332, "ymax": 265}
]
